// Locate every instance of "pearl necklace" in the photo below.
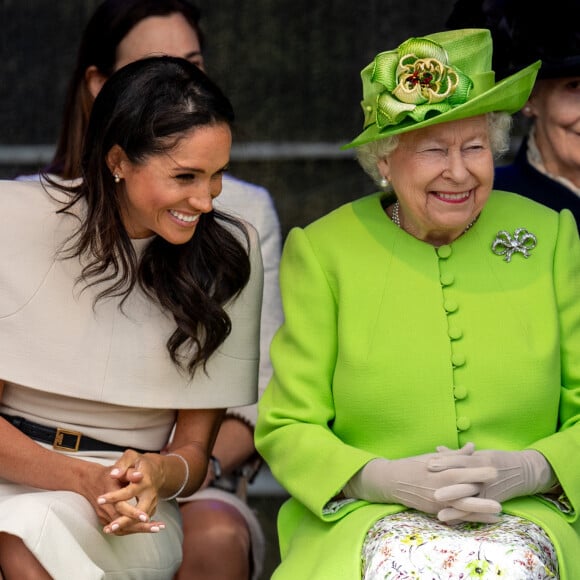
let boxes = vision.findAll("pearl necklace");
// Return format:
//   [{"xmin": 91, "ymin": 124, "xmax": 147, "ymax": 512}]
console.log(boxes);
[
  {"xmin": 391, "ymin": 201, "xmax": 402, "ymax": 228},
  {"xmin": 391, "ymin": 201, "xmax": 477, "ymax": 234}
]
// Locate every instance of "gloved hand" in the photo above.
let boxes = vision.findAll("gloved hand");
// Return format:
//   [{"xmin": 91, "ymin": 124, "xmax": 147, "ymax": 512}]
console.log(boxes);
[
  {"xmin": 342, "ymin": 444, "xmax": 500, "ymax": 517},
  {"xmin": 430, "ymin": 448, "xmax": 557, "ymax": 521},
  {"xmin": 434, "ymin": 479, "xmax": 503, "ymax": 524}
]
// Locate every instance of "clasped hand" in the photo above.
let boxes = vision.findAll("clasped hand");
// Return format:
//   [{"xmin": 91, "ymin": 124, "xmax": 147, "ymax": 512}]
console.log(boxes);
[
  {"xmin": 343, "ymin": 443, "xmax": 555, "ymax": 525},
  {"xmin": 343, "ymin": 443, "xmax": 501, "ymax": 524},
  {"xmin": 430, "ymin": 446, "xmax": 556, "ymax": 524},
  {"xmin": 95, "ymin": 450, "xmax": 169, "ymax": 536}
]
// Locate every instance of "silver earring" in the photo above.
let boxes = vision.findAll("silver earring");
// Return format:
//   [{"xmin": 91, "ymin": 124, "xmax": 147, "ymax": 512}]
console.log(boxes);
[
  {"xmin": 380, "ymin": 177, "xmax": 388, "ymax": 189},
  {"xmin": 114, "ymin": 174, "xmax": 121, "ymax": 183}
]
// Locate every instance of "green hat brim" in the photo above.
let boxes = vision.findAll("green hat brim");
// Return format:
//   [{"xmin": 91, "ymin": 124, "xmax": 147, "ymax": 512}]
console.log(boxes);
[{"xmin": 342, "ymin": 59, "xmax": 540, "ymax": 150}]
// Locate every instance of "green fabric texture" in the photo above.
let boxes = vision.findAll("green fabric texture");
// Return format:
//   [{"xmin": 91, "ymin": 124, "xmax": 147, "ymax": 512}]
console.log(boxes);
[
  {"xmin": 343, "ymin": 29, "xmax": 540, "ymax": 148},
  {"xmin": 255, "ymin": 190, "xmax": 580, "ymax": 578}
]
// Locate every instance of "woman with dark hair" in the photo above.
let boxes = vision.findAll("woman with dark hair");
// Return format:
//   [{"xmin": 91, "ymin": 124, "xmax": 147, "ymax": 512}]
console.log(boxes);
[
  {"xmin": 0, "ymin": 55, "xmax": 262, "ymax": 579},
  {"xmin": 49, "ymin": 0, "xmax": 205, "ymax": 180},
  {"xmin": 19, "ymin": 2, "xmax": 283, "ymax": 577}
]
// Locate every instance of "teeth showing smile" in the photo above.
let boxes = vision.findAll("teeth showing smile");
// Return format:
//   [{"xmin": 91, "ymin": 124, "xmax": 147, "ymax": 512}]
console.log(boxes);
[
  {"xmin": 437, "ymin": 192, "xmax": 471, "ymax": 201},
  {"xmin": 169, "ymin": 209, "xmax": 200, "ymax": 224}
]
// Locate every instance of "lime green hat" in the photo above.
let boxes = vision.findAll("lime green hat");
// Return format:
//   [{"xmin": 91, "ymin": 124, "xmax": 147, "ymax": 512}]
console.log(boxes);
[{"xmin": 342, "ymin": 28, "xmax": 540, "ymax": 149}]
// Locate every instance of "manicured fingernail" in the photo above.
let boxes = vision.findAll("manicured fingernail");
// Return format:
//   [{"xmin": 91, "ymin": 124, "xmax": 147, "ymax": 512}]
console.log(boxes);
[
  {"xmin": 97, "ymin": 497, "xmax": 107, "ymax": 505},
  {"xmin": 139, "ymin": 513, "xmax": 148, "ymax": 522},
  {"xmin": 111, "ymin": 523, "xmax": 120, "ymax": 531},
  {"xmin": 150, "ymin": 525, "xmax": 160, "ymax": 533},
  {"xmin": 110, "ymin": 468, "xmax": 120, "ymax": 476}
]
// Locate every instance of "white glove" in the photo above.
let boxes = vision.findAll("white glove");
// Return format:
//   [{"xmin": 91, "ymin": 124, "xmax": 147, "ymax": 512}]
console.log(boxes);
[
  {"xmin": 343, "ymin": 444, "xmax": 500, "ymax": 517},
  {"xmin": 434, "ymin": 483, "xmax": 503, "ymax": 524},
  {"xmin": 430, "ymin": 448, "xmax": 556, "ymax": 522},
  {"xmin": 436, "ymin": 506, "xmax": 502, "ymax": 524}
]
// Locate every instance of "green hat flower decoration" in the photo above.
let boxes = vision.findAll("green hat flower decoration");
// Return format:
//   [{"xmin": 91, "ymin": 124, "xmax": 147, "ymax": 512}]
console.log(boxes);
[
  {"xmin": 365, "ymin": 37, "xmax": 473, "ymax": 130},
  {"xmin": 343, "ymin": 29, "xmax": 541, "ymax": 149}
]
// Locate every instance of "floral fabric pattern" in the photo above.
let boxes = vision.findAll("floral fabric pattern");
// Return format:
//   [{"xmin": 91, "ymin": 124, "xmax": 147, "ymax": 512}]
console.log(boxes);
[{"xmin": 362, "ymin": 511, "xmax": 558, "ymax": 579}]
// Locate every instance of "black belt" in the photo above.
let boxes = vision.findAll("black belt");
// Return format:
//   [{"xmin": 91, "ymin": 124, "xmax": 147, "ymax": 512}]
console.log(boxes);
[{"xmin": 1, "ymin": 413, "xmax": 155, "ymax": 454}]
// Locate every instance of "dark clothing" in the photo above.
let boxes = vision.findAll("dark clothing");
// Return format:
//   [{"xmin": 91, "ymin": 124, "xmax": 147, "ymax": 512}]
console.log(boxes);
[{"xmin": 494, "ymin": 138, "xmax": 580, "ymax": 227}]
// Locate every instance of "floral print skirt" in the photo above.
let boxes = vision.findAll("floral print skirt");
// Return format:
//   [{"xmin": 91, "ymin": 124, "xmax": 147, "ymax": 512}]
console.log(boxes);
[{"xmin": 361, "ymin": 511, "xmax": 558, "ymax": 579}]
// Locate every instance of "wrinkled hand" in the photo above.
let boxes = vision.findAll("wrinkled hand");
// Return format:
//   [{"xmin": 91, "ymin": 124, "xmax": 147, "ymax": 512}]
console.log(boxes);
[
  {"xmin": 96, "ymin": 450, "xmax": 168, "ymax": 536},
  {"xmin": 343, "ymin": 444, "xmax": 500, "ymax": 518},
  {"xmin": 430, "ymin": 447, "xmax": 556, "ymax": 524}
]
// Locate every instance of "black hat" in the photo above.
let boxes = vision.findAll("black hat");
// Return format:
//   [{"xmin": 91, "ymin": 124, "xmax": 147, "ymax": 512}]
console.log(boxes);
[{"xmin": 446, "ymin": 0, "xmax": 580, "ymax": 80}]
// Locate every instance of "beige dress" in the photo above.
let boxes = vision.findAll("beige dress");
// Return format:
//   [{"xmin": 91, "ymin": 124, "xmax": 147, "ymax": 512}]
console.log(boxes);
[
  {"xmin": 0, "ymin": 399, "xmax": 183, "ymax": 580},
  {"xmin": 0, "ymin": 179, "xmax": 263, "ymax": 579}
]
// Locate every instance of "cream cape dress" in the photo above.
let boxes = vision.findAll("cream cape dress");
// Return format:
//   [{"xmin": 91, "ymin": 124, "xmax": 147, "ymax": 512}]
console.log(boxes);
[{"xmin": 0, "ymin": 179, "xmax": 263, "ymax": 579}]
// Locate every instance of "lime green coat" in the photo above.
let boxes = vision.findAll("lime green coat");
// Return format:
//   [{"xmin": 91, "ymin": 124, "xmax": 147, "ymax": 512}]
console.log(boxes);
[{"xmin": 255, "ymin": 190, "xmax": 580, "ymax": 579}]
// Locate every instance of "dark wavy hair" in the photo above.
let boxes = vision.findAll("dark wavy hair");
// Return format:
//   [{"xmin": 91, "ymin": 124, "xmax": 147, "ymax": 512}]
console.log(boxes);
[
  {"xmin": 48, "ymin": 0, "xmax": 204, "ymax": 179},
  {"xmin": 47, "ymin": 56, "xmax": 250, "ymax": 377}
]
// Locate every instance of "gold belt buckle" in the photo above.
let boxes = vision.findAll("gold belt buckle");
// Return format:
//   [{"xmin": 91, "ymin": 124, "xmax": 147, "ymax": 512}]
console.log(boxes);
[{"xmin": 53, "ymin": 428, "xmax": 82, "ymax": 452}]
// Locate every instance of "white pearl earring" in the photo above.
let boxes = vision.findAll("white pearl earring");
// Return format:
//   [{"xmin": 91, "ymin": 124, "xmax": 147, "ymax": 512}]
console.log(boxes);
[
  {"xmin": 380, "ymin": 177, "xmax": 388, "ymax": 189},
  {"xmin": 113, "ymin": 174, "xmax": 121, "ymax": 183}
]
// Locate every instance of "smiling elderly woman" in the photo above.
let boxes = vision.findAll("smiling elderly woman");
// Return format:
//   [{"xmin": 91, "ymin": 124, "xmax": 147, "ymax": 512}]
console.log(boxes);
[{"xmin": 255, "ymin": 29, "xmax": 580, "ymax": 579}]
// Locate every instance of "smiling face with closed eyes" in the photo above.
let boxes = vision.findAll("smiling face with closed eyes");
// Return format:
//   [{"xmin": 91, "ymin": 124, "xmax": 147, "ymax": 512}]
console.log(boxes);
[
  {"xmin": 379, "ymin": 115, "xmax": 495, "ymax": 246},
  {"xmin": 107, "ymin": 123, "xmax": 231, "ymax": 244}
]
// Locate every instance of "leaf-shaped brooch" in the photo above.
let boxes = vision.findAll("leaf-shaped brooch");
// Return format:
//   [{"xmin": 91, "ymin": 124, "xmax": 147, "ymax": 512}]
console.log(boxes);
[{"xmin": 491, "ymin": 228, "xmax": 537, "ymax": 262}]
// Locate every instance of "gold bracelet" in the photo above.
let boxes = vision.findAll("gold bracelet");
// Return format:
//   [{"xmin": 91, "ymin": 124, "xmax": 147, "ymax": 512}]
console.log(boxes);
[{"xmin": 162, "ymin": 452, "xmax": 190, "ymax": 501}]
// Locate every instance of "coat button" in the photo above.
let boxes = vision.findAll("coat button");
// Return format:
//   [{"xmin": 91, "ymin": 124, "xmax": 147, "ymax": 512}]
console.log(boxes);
[
  {"xmin": 448, "ymin": 325, "xmax": 463, "ymax": 340},
  {"xmin": 437, "ymin": 245, "xmax": 452, "ymax": 258},
  {"xmin": 456, "ymin": 416, "xmax": 471, "ymax": 431},
  {"xmin": 440, "ymin": 272, "xmax": 455, "ymax": 286},
  {"xmin": 452, "ymin": 352, "xmax": 466, "ymax": 367},
  {"xmin": 444, "ymin": 299, "xmax": 458, "ymax": 313},
  {"xmin": 453, "ymin": 385, "xmax": 468, "ymax": 399}
]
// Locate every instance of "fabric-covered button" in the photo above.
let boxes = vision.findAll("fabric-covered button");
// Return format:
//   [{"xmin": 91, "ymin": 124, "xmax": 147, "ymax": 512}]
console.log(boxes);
[
  {"xmin": 454, "ymin": 385, "xmax": 468, "ymax": 399},
  {"xmin": 437, "ymin": 245, "xmax": 452, "ymax": 258},
  {"xmin": 452, "ymin": 352, "xmax": 466, "ymax": 367},
  {"xmin": 444, "ymin": 299, "xmax": 458, "ymax": 313},
  {"xmin": 448, "ymin": 326, "xmax": 463, "ymax": 340},
  {"xmin": 456, "ymin": 416, "xmax": 471, "ymax": 431},
  {"xmin": 440, "ymin": 272, "xmax": 455, "ymax": 286}
]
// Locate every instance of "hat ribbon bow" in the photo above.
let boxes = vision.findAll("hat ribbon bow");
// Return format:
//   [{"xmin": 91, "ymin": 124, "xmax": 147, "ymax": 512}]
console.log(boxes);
[{"xmin": 361, "ymin": 37, "xmax": 473, "ymax": 130}]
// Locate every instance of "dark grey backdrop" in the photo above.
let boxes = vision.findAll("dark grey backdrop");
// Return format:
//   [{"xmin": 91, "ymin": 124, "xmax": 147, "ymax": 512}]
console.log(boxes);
[{"xmin": 1, "ymin": 0, "xmax": 460, "ymax": 237}]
